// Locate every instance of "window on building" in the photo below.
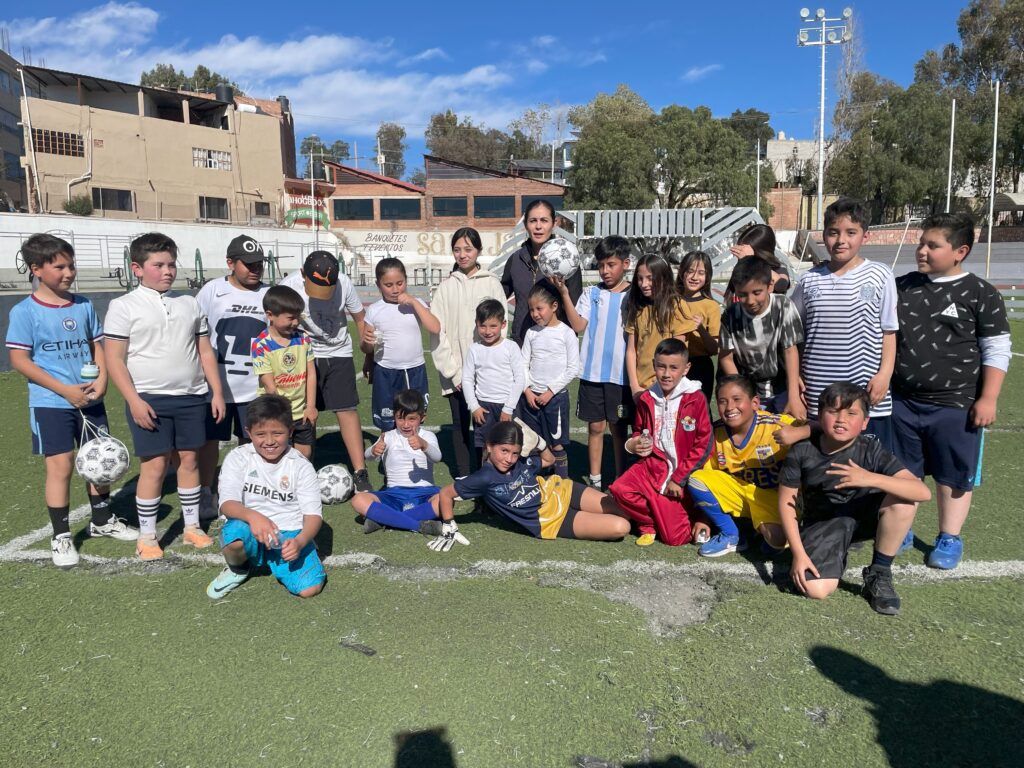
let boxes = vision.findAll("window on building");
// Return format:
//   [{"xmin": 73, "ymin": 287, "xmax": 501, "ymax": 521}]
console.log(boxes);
[
  {"xmin": 432, "ymin": 196, "xmax": 468, "ymax": 217},
  {"xmin": 4, "ymin": 151, "xmax": 24, "ymax": 181},
  {"xmin": 0, "ymin": 107, "xmax": 20, "ymax": 136},
  {"xmin": 474, "ymin": 195, "xmax": 515, "ymax": 219},
  {"xmin": 199, "ymin": 196, "xmax": 229, "ymax": 220},
  {"xmin": 380, "ymin": 198, "xmax": 421, "ymax": 221},
  {"xmin": 333, "ymin": 198, "xmax": 374, "ymax": 220},
  {"xmin": 0, "ymin": 71, "xmax": 10, "ymax": 94},
  {"xmin": 33, "ymin": 129, "xmax": 84, "ymax": 157},
  {"xmin": 91, "ymin": 187, "xmax": 133, "ymax": 212},
  {"xmin": 192, "ymin": 147, "xmax": 232, "ymax": 171},
  {"xmin": 521, "ymin": 195, "xmax": 564, "ymax": 214},
  {"xmin": 254, "ymin": 201, "xmax": 271, "ymax": 217}
]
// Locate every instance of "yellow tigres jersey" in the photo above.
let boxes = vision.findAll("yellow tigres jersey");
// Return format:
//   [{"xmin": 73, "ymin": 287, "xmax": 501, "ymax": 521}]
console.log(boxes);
[{"xmin": 703, "ymin": 410, "xmax": 797, "ymax": 489}]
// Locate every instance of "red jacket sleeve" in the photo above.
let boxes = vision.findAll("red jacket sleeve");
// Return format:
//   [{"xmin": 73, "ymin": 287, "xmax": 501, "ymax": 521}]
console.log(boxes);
[
  {"xmin": 632, "ymin": 393, "xmax": 653, "ymax": 440},
  {"xmin": 670, "ymin": 393, "xmax": 714, "ymax": 485}
]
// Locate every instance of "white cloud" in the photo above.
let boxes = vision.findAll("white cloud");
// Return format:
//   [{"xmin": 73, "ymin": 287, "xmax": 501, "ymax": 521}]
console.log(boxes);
[
  {"xmin": 532, "ymin": 35, "xmax": 557, "ymax": 48},
  {"xmin": 2, "ymin": 2, "xmax": 536, "ymax": 139},
  {"xmin": 399, "ymin": 47, "xmax": 449, "ymax": 66},
  {"xmin": 681, "ymin": 63, "xmax": 722, "ymax": 83}
]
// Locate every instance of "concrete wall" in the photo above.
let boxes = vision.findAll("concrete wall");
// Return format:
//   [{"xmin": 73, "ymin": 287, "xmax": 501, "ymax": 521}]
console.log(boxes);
[
  {"xmin": 24, "ymin": 96, "xmax": 287, "ymax": 224},
  {"xmin": 0, "ymin": 50, "xmax": 26, "ymax": 210}
]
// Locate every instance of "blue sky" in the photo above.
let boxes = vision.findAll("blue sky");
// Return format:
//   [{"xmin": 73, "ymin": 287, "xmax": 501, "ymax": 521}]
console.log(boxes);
[{"xmin": 2, "ymin": 1, "xmax": 971, "ymax": 178}]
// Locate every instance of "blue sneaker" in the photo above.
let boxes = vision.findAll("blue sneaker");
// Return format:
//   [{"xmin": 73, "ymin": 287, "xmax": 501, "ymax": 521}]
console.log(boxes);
[
  {"xmin": 206, "ymin": 565, "xmax": 250, "ymax": 599},
  {"xmin": 927, "ymin": 534, "xmax": 963, "ymax": 570},
  {"xmin": 897, "ymin": 528, "xmax": 915, "ymax": 556},
  {"xmin": 699, "ymin": 532, "xmax": 744, "ymax": 558}
]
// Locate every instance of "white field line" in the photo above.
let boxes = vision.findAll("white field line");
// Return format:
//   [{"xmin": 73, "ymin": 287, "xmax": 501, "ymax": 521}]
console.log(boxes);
[{"xmin": 1, "ymin": 512, "xmax": 1022, "ymax": 585}]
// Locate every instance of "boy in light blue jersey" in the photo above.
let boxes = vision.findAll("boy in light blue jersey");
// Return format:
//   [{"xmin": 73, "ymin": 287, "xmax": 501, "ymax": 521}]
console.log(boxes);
[
  {"xmin": 556, "ymin": 235, "xmax": 632, "ymax": 489},
  {"xmin": 6, "ymin": 234, "xmax": 138, "ymax": 568}
]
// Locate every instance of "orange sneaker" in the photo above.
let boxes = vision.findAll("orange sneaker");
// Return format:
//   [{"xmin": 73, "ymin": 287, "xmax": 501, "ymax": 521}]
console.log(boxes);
[
  {"xmin": 183, "ymin": 525, "xmax": 214, "ymax": 549},
  {"xmin": 636, "ymin": 533, "xmax": 657, "ymax": 547},
  {"xmin": 136, "ymin": 537, "xmax": 163, "ymax": 561}
]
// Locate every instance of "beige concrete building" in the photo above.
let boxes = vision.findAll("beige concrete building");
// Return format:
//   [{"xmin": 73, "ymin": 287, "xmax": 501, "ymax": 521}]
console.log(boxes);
[
  {"xmin": 0, "ymin": 48, "xmax": 27, "ymax": 211},
  {"xmin": 19, "ymin": 65, "xmax": 295, "ymax": 224}
]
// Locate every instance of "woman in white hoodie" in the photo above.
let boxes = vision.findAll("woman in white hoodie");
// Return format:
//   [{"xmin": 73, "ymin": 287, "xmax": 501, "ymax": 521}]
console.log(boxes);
[{"xmin": 430, "ymin": 228, "xmax": 507, "ymax": 477}]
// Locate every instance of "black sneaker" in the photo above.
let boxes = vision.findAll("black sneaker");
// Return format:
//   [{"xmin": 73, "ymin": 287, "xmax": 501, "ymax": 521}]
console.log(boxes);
[
  {"xmin": 862, "ymin": 565, "xmax": 901, "ymax": 616},
  {"xmin": 353, "ymin": 469, "xmax": 372, "ymax": 493},
  {"xmin": 363, "ymin": 518, "xmax": 382, "ymax": 534},
  {"xmin": 418, "ymin": 519, "xmax": 443, "ymax": 537}
]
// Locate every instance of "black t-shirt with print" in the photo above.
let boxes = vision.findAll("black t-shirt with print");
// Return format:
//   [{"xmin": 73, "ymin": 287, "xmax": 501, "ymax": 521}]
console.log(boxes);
[{"xmin": 893, "ymin": 272, "xmax": 1009, "ymax": 409}]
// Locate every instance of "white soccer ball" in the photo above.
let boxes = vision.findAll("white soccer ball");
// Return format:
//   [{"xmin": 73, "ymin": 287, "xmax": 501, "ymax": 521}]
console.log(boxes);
[
  {"xmin": 75, "ymin": 435, "xmax": 130, "ymax": 486},
  {"xmin": 537, "ymin": 237, "xmax": 580, "ymax": 280},
  {"xmin": 317, "ymin": 464, "xmax": 354, "ymax": 504}
]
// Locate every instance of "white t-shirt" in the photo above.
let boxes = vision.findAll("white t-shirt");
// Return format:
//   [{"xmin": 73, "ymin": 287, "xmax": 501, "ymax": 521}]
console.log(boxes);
[
  {"xmin": 365, "ymin": 428, "xmax": 441, "ymax": 488},
  {"xmin": 196, "ymin": 277, "xmax": 269, "ymax": 403},
  {"xmin": 462, "ymin": 339, "xmax": 526, "ymax": 414},
  {"xmin": 218, "ymin": 444, "xmax": 322, "ymax": 531},
  {"xmin": 364, "ymin": 299, "xmax": 428, "ymax": 370},
  {"xmin": 104, "ymin": 285, "xmax": 209, "ymax": 396},
  {"xmin": 521, "ymin": 322, "xmax": 580, "ymax": 395},
  {"xmin": 280, "ymin": 271, "xmax": 363, "ymax": 359}
]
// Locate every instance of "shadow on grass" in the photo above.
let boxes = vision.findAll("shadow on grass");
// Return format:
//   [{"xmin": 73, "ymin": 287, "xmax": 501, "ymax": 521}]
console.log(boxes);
[
  {"xmin": 394, "ymin": 727, "xmax": 457, "ymax": 768},
  {"xmin": 575, "ymin": 755, "xmax": 698, "ymax": 767},
  {"xmin": 811, "ymin": 646, "xmax": 1024, "ymax": 767}
]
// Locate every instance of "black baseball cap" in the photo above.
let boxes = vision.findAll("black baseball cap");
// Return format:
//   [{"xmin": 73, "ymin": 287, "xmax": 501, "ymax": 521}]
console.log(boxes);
[
  {"xmin": 226, "ymin": 235, "xmax": 265, "ymax": 264},
  {"xmin": 302, "ymin": 250, "xmax": 339, "ymax": 299}
]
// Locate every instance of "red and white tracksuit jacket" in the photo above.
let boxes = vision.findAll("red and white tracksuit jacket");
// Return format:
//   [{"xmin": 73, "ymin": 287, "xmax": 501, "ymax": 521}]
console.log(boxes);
[{"xmin": 609, "ymin": 378, "xmax": 713, "ymax": 545}]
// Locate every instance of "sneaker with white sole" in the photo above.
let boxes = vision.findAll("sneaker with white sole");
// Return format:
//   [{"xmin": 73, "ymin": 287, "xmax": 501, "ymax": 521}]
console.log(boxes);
[
  {"xmin": 89, "ymin": 516, "xmax": 139, "ymax": 541},
  {"xmin": 51, "ymin": 533, "xmax": 79, "ymax": 568},
  {"xmin": 206, "ymin": 565, "xmax": 250, "ymax": 599},
  {"xmin": 862, "ymin": 565, "xmax": 901, "ymax": 615},
  {"xmin": 927, "ymin": 533, "xmax": 963, "ymax": 570},
  {"xmin": 353, "ymin": 469, "xmax": 372, "ymax": 494},
  {"xmin": 698, "ymin": 532, "xmax": 744, "ymax": 558}
]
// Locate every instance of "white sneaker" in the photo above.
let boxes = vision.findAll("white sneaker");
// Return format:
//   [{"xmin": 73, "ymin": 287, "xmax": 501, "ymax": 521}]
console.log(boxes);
[
  {"xmin": 198, "ymin": 488, "xmax": 219, "ymax": 521},
  {"xmin": 89, "ymin": 516, "xmax": 140, "ymax": 541},
  {"xmin": 51, "ymin": 534, "xmax": 80, "ymax": 568}
]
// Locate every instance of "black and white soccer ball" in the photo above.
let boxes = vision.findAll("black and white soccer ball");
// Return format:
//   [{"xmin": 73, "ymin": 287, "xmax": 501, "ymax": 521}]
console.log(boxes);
[
  {"xmin": 317, "ymin": 464, "xmax": 354, "ymax": 504},
  {"xmin": 75, "ymin": 435, "xmax": 130, "ymax": 486},
  {"xmin": 537, "ymin": 237, "xmax": 580, "ymax": 280}
]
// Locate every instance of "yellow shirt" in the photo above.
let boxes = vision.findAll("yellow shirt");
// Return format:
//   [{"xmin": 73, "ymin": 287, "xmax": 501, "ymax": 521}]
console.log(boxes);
[
  {"xmin": 251, "ymin": 330, "xmax": 314, "ymax": 420},
  {"xmin": 681, "ymin": 295, "xmax": 721, "ymax": 357},
  {"xmin": 704, "ymin": 410, "xmax": 796, "ymax": 489},
  {"xmin": 626, "ymin": 301, "xmax": 699, "ymax": 389}
]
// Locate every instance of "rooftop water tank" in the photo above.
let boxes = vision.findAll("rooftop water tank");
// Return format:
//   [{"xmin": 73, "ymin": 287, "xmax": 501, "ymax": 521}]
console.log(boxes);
[{"xmin": 215, "ymin": 83, "xmax": 234, "ymax": 103}]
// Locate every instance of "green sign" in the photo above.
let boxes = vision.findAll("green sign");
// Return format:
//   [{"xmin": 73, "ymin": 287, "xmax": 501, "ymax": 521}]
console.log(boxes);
[{"xmin": 286, "ymin": 206, "xmax": 329, "ymax": 228}]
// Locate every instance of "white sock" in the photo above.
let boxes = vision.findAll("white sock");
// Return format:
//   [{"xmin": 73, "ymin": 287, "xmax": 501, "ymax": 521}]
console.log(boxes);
[
  {"xmin": 136, "ymin": 496, "xmax": 160, "ymax": 539},
  {"xmin": 590, "ymin": 474, "xmax": 602, "ymax": 486},
  {"xmin": 179, "ymin": 486, "xmax": 202, "ymax": 527}
]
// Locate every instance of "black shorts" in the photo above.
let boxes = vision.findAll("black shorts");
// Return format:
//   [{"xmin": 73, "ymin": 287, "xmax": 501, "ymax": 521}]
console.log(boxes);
[
  {"xmin": 800, "ymin": 495, "xmax": 885, "ymax": 580},
  {"xmin": 292, "ymin": 419, "xmax": 316, "ymax": 446},
  {"xmin": 576, "ymin": 379, "xmax": 633, "ymax": 425},
  {"xmin": 315, "ymin": 357, "xmax": 359, "ymax": 412},
  {"xmin": 29, "ymin": 403, "xmax": 109, "ymax": 456},
  {"xmin": 556, "ymin": 480, "xmax": 587, "ymax": 539},
  {"xmin": 205, "ymin": 401, "xmax": 251, "ymax": 443},
  {"xmin": 125, "ymin": 393, "xmax": 208, "ymax": 458},
  {"xmin": 519, "ymin": 389, "xmax": 571, "ymax": 449},
  {"xmin": 473, "ymin": 401, "xmax": 507, "ymax": 448}
]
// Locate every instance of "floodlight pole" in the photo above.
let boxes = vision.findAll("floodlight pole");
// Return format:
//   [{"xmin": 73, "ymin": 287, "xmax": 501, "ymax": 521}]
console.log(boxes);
[
  {"xmin": 986, "ymin": 80, "xmax": 999, "ymax": 280},
  {"xmin": 945, "ymin": 98, "xmax": 956, "ymax": 213},
  {"xmin": 797, "ymin": 7, "xmax": 852, "ymax": 230},
  {"xmin": 756, "ymin": 137, "xmax": 762, "ymax": 214}
]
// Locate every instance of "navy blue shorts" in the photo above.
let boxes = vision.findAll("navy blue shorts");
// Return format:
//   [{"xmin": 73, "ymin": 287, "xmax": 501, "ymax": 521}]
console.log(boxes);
[
  {"xmin": 371, "ymin": 364, "xmax": 429, "ymax": 431},
  {"xmin": 473, "ymin": 401, "xmax": 507, "ymax": 448},
  {"xmin": 576, "ymin": 379, "xmax": 633, "ymax": 425},
  {"xmin": 891, "ymin": 395, "xmax": 983, "ymax": 491},
  {"xmin": 519, "ymin": 389, "xmax": 571, "ymax": 449},
  {"xmin": 126, "ymin": 393, "xmax": 208, "ymax": 458},
  {"xmin": 315, "ymin": 357, "xmax": 358, "ymax": 412},
  {"xmin": 863, "ymin": 414, "xmax": 894, "ymax": 454},
  {"xmin": 29, "ymin": 403, "xmax": 109, "ymax": 456},
  {"xmin": 205, "ymin": 401, "xmax": 250, "ymax": 443}
]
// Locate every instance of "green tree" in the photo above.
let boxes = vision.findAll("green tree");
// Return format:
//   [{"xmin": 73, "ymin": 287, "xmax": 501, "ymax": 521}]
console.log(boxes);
[
  {"xmin": 299, "ymin": 135, "xmax": 350, "ymax": 178},
  {"xmin": 376, "ymin": 122, "xmax": 407, "ymax": 180},
  {"xmin": 424, "ymin": 110, "xmax": 510, "ymax": 170},
  {"xmin": 140, "ymin": 63, "xmax": 243, "ymax": 94},
  {"xmin": 724, "ymin": 108, "xmax": 775, "ymax": 154},
  {"xmin": 408, "ymin": 167, "xmax": 426, "ymax": 187}
]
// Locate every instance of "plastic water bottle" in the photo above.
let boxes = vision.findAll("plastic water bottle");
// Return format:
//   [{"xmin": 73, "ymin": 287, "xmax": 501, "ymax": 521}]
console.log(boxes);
[
  {"xmin": 80, "ymin": 361, "xmax": 99, "ymax": 380},
  {"xmin": 639, "ymin": 428, "xmax": 652, "ymax": 452}
]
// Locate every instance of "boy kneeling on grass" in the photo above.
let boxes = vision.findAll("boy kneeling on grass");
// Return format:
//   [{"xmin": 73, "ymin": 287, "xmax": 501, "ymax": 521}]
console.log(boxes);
[
  {"xmin": 778, "ymin": 382, "xmax": 930, "ymax": 616},
  {"xmin": 207, "ymin": 395, "xmax": 325, "ymax": 599}
]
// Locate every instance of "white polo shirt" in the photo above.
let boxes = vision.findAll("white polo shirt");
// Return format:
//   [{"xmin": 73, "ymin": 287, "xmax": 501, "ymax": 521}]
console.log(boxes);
[
  {"xmin": 280, "ymin": 271, "xmax": 363, "ymax": 359},
  {"xmin": 104, "ymin": 285, "xmax": 209, "ymax": 396}
]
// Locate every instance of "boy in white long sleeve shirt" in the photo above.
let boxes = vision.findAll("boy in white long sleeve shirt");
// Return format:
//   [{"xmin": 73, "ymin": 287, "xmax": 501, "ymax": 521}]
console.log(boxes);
[
  {"xmin": 350, "ymin": 389, "xmax": 446, "ymax": 535},
  {"xmin": 461, "ymin": 300, "xmax": 526, "ymax": 463},
  {"xmin": 520, "ymin": 285, "xmax": 581, "ymax": 478}
]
